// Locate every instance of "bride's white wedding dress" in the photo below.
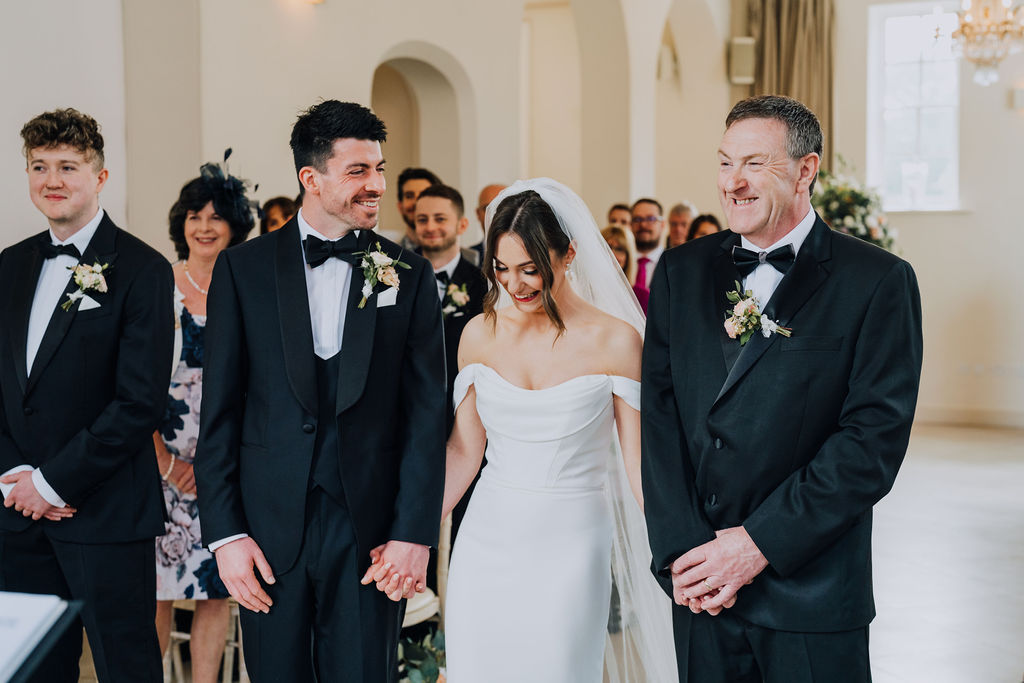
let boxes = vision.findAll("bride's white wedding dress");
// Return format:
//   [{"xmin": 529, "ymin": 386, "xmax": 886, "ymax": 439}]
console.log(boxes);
[{"xmin": 444, "ymin": 362, "xmax": 640, "ymax": 682}]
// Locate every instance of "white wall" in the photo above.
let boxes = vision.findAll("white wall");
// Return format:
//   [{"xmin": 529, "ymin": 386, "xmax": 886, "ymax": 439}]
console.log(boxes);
[
  {"xmin": 835, "ymin": 0, "xmax": 1024, "ymax": 427},
  {"xmin": 0, "ymin": 0, "xmax": 128, "ymax": 247}
]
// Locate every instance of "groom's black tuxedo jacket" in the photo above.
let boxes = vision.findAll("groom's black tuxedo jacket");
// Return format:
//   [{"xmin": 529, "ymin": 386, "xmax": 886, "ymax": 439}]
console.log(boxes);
[
  {"xmin": 0, "ymin": 214, "xmax": 174, "ymax": 541},
  {"xmin": 195, "ymin": 220, "xmax": 446, "ymax": 574},
  {"xmin": 642, "ymin": 216, "xmax": 922, "ymax": 633}
]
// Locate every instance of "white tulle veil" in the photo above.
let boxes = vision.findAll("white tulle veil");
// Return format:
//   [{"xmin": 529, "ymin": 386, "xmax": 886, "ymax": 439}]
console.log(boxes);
[{"xmin": 484, "ymin": 178, "xmax": 678, "ymax": 683}]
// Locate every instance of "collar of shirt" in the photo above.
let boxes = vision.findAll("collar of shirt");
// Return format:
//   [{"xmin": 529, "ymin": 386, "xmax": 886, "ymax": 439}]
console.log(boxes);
[
  {"xmin": 739, "ymin": 205, "xmax": 815, "ymax": 257},
  {"xmin": 435, "ymin": 252, "xmax": 461, "ymax": 280},
  {"xmin": 296, "ymin": 208, "xmax": 361, "ymax": 248},
  {"xmin": 50, "ymin": 206, "xmax": 104, "ymax": 254},
  {"xmin": 637, "ymin": 244, "xmax": 664, "ymax": 264}
]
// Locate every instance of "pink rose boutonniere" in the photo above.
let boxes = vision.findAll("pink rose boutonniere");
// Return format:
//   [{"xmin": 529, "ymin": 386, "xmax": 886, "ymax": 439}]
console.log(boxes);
[
  {"xmin": 353, "ymin": 242, "xmax": 411, "ymax": 308},
  {"xmin": 723, "ymin": 281, "xmax": 792, "ymax": 346},
  {"xmin": 62, "ymin": 262, "xmax": 110, "ymax": 311}
]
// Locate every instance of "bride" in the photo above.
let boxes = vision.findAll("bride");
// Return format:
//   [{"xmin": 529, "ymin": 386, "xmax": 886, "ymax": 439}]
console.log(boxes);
[{"xmin": 367, "ymin": 179, "xmax": 676, "ymax": 681}]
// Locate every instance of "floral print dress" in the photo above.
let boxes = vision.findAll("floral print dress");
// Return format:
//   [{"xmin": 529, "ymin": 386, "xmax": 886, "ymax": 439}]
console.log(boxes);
[{"xmin": 155, "ymin": 294, "xmax": 228, "ymax": 600}]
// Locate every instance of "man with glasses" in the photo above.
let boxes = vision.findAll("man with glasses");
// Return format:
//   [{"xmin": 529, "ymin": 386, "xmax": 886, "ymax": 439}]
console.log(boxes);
[{"xmin": 629, "ymin": 197, "xmax": 665, "ymax": 312}]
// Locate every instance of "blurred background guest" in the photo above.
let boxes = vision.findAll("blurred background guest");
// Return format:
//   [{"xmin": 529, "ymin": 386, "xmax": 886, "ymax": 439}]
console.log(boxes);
[
  {"xmin": 685, "ymin": 213, "xmax": 722, "ymax": 242},
  {"xmin": 260, "ymin": 195, "xmax": 296, "ymax": 234},
  {"xmin": 667, "ymin": 200, "xmax": 697, "ymax": 248},
  {"xmin": 469, "ymin": 183, "xmax": 507, "ymax": 264},
  {"xmin": 154, "ymin": 162, "xmax": 255, "ymax": 683},
  {"xmin": 629, "ymin": 197, "xmax": 665, "ymax": 313},
  {"xmin": 396, "ymin": 167, "xmax": 442, "ymax": 251},
  {"xmin": 602, "ymin": 224, "xmax": 638, "ymax": 286},
  {"xmin": 607, "ymin": 203, "xmax": 632, "ymax": 230}
]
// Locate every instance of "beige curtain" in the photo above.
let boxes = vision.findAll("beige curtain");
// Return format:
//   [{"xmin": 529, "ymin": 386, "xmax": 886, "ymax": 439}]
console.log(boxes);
[{"xmin": 748, "ymin": 0, "xmax": 835, "ymax": 166}]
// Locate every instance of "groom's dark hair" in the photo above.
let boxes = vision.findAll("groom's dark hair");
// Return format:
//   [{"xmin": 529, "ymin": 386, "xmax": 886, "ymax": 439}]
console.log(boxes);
[
  {"xmin": 726, "ymin": 95, "xmax": 822, "ymax": 192},
  {"xmin": 290, "ymin": 100, "xmax": 387, "ymax": 180}
]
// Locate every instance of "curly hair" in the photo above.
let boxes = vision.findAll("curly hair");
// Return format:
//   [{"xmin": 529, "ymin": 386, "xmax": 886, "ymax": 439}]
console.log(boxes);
[
  {"xmin": 21, "ymin": 108, "xmax": 104, "ymax": 169},
  {"xmin": 168, "ymin": 164, "xmax": 255, "ymax": 260}
]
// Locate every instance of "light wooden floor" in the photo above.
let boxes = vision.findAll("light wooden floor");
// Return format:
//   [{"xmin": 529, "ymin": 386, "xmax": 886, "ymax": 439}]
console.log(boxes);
[{"xmin": 75, "ymin": 423, "xmax": 1023, "ymax": 682}]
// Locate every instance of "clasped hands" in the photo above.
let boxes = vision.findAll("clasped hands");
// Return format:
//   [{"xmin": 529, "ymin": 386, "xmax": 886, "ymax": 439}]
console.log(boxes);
[
  {"xmin": 670, "ymin": 526, "xmax": 767, "ymax": 616},
  {"xmin": 360, "ymin": 541, "xmax": 431, "ymax": 602},
  {"xmin": 0, "ymin": 471, "xmax": 76, "ymax": 522}
]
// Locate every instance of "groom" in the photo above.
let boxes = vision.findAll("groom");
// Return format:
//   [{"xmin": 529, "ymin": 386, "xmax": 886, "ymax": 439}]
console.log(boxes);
[
  {"xmin": 642, "ymin": 95, "xmax": 922, "ymax": 682},
  {"xmin": 195, "ymin": 100, "xmax": 446, "ymax": 681}
]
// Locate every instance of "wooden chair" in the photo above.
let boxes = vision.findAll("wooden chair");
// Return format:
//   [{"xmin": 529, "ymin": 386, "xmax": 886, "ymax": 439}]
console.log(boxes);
[
  {"xmin": 401, "ymin": 513, "xmax": 452, "ymax": 629},
  {"xmin": 166, "ymin": 599, "xmax": 247, "ymax": 682}
]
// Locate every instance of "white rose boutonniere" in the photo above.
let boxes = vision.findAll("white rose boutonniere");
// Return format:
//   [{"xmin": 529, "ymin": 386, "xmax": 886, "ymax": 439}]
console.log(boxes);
[
  {"xmin": 353, "ymin": 242, "xmax": 411, "ymax": 308},
  {"xmin": 62, "ymin": 262, "xmax": 111, "ymax": 311},
  {"xmin": 723, "ymin": 280, "xmax": 791, "ymax": 345}
]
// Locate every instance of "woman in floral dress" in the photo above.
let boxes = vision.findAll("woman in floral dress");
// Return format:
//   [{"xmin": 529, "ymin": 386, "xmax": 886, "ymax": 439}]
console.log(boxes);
[{"xmin": 154, "ymin": 161, "xmax": 254, "ymax": 682}]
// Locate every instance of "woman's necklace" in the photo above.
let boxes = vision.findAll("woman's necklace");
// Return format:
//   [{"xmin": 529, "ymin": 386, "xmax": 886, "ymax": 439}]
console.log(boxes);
[{"xmin": 183, "ymin": 260, "xmax": 209, "ymax": 295}]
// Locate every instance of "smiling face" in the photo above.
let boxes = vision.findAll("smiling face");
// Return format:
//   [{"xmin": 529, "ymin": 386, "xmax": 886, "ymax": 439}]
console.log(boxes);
[
  {"xmin": 414, "ymin": 195, "xmax": 468, "ymax": 257},
  {"xmin": 301, "ymin": 138, "xmax": 385, "ymax": 234},
  {"xmin": 493, "ymin": 233, "xmax": 573, "ymax": 312},
  {"xmin": 608, "ymin": 207, "xmax": 631, "ymax": 230},
  {"xmin": 630, "ymin": 201, "xmax": 664, "ymax": 252},
  {"xmin": 717, "ymin": 117, "xmax": 818, "ymax": 248},
  {"xmin": 184, "ymin": 201, "xmax": 232, "ymax": 260},
  {"xmin": 26, "ymin": 144, "xmax": 107, "ymax": 232}
]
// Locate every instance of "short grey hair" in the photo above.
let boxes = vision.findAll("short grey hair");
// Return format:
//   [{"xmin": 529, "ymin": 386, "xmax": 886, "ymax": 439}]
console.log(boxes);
[
  {"xmin": 726, "ymin": 95, "xmax": 821, "ymax": 192},
  {"xmin": 669, "ymin": 201, "xmax": 697, "ymax": 216}
]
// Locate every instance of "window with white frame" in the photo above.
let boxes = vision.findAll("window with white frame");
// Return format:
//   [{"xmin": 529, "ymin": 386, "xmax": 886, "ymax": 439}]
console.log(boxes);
[{"xmin": 867, "ymin": 3, "xmax": 960, "ymax": 211}]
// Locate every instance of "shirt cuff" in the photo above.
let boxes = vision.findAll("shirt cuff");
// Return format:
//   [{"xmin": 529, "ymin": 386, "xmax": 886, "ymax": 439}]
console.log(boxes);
[
  {"xmin": 209, "ymin": 534, "xmax": 249, "ymax": 552},
  {"xmin": 32, "ymin": 469, "xmax": 67, "ymax": 508},
  {"xmin": 0, "ymin": 465, "xmax": 34, "ymax": 500}
]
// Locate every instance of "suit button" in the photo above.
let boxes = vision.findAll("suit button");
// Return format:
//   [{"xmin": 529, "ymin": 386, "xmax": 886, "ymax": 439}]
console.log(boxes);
[
  {"xmin": 714, "ymin": 438, "xmax": 723, "ymax": 449},
  {"xmin": 707, "ymin": 494, "xmax": 718, "ymax": 507},
  {"xmin": 302, "ymin": 423, "xmax": 315, "ymax": 434},
  {"xmin": 23, "ymin": 407, "xmax": 34, "ymax": 416}
]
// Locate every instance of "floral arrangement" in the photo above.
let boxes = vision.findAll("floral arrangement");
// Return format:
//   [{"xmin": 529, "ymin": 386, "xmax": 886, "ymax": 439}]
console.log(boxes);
[
  {"xmin": 441, "ymin": 282, "xmax": 471, "ymax": 318},
  {"xmin": 354, "ymin": 242, "xmax": 410, "ymax": 308},
  {"xmin": 724, "ymin": 282, "xmax": 792, "ymax": 346},
  {"xmin": 812, "ymin": 159, "xmax": 896, "ymax": 252},
  {"xmin": 62, "ymin": 262, "xmax": 110, "ymax": 311},
  {"xmin": 398, "ymin": 629, "xmax": 446, "ymax": 683}
]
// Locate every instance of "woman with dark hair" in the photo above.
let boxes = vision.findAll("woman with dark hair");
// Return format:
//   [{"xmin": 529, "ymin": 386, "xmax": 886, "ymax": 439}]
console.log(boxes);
[
  {"xmin": 423, "ymin": 179, "xmax": 674, "ymax": 681},
  {"xmin": 155, "ymin": 163, "xmax": 254, "ymax": 683},
  {"xmin": 260, "ymin": 195, "xmax": 296, "ymax": 234},
  {"xmin": 685, "ymin": 213, "xmax": 723, "ymax": 242}
]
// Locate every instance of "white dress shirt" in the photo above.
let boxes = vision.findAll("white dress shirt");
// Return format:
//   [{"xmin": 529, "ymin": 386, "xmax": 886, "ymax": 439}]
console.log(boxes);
[
  {"xmin": 740, "ymin": 206, "xmax": 815, "ymax": 307},
  {"xmin": 433, "ymin": 252, "xmax": 461, "ymax": 301},
  {"xmin": 208, "ymin": 210, "xmax": 358, "ymax": 552},
  {"xmin": 0, "ymin": 207, "xmax": 104, "ymax": 508},
  {"xmin": 297, "ymin": 209, "xmax": 354, "ymax": 359},
  {"xmin": 637, "ymin": 244, "xmax": 664, "ymax": 288}
]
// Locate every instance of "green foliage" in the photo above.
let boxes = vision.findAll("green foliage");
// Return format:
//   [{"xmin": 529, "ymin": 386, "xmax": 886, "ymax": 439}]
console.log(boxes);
[
  {"xmin": 398, "ymin": 629, "xmax": 446, "ymax": 683},
  {"xmin": 812, "ymin": 158, "xmax": 897, "ymax": 252}
]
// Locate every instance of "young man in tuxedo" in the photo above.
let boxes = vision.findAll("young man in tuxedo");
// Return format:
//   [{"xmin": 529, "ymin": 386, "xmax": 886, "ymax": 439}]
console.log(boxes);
[
  {"xmin": 412, "ymin": 184, "xmax": 486, "ymax": 543},
  {"xmin": 195, "ymin": 100, "xmax": 446, "ymax": 682},
  {"xmin": 642, "ymin": 95, "xmax": 923, "ymax": 682},
  {"xmin": 0, "ymin": 108, "xmax": 174, "ymax": 682}
]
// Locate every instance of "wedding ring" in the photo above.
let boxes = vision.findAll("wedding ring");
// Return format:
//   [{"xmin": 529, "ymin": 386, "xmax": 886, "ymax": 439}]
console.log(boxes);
[{"xmin": 702, "ymin": 579, "xmax": 714, "ymax": 592}]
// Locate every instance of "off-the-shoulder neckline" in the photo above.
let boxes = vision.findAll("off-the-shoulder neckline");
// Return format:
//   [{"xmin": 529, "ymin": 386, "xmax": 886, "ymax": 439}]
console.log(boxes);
[{"xmin": 460, "ymin": 362, "xmax": 638, "ymax": 392}]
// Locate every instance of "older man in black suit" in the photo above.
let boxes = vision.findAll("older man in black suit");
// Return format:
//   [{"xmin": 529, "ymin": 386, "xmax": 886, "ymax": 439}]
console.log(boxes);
[
  {"xmin": 642, "ymin": 95, "xmax": 923, "ymax": 682},
  {"xmin": 0, "ymin": 108, "xmax": 173, "ymax": 682}
]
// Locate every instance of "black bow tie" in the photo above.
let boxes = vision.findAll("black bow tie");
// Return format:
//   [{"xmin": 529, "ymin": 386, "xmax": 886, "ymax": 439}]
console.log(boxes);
[
  {"xmin": 732, "ymin": 244, "xmax": 795, "ymax": 277},
  {"xmin": 38, "ymin": 236, "xmax": 81, "ymax": 261},
  {"xmin": 435, "ymin": 271, "xmax": 450, "ymax": 285},
  {"xmin": 303, "ymin": 232, "xmax": 359, "ymax": 268}
]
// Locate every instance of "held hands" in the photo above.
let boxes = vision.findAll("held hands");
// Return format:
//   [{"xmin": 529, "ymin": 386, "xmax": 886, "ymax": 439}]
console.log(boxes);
[
  {"xmin": 360, "ymin": 540, "xmax": 430, "ymax": 602},
  {"xmin": 671, "ymin": 526, "xmax": 768, "ymax": 616},
  {"xmin": 168, "ymin": 460, "xmax": 196, "ymax": 496},
  {"xmin": 0, "ymin": 471, "xmax": 77, "ymax": 522},
  {"xmin": 214, "ymin": 537, "xmax": 276, "ymax": 613}
]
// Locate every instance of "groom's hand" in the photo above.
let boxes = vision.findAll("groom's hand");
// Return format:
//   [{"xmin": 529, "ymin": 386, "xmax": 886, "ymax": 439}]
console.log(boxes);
[
  {"xmin": 215, "ymin": 537, "xmax": 276, "ymax": 613},
  {"xmin": 671, "ymin": 526, "xmax": 767, "ymax": 612},
  {"xmin": 1, "ymin": 471, "xmax": 77, "ymax": 522},
  {"xmin": 360, "ymin": 540, "xmax": 429, "ymax": 602}
]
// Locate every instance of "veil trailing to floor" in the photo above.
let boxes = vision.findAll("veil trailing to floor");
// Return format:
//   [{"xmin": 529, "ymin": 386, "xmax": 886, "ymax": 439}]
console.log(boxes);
[{"xmin": 485, "ymin": 178, "xmax": 678, "ymax": 683}]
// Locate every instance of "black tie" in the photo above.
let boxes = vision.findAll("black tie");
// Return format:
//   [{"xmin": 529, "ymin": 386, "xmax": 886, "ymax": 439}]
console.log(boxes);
[
  {"xmin": 435, "ymin": 271, "xmax": 450, "ymax": 285},
  {"xmin": 303, "ymin": 232, "xmax": 359, "ymax": 268},
  {"xmin": 38, "ymin": 237, "xmax": 81, "ymax": 260},
  {"xmin": 732, "ymin": 244, "xmax": 795, "ymax": 277}
]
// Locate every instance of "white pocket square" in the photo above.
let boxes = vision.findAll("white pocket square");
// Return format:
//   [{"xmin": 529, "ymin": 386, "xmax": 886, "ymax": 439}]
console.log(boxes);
[
  {"xmin": 78, "ymin": 295, "xmax": 101, "ymax": 311},
  {"xmin": 377, "ymin": 288, "xmax": 398, "ymax": 308}
]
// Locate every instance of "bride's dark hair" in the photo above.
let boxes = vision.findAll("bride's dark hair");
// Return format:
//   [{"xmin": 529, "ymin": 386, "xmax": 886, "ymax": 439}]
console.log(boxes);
[{"xmin": 482, "ymin": 190, "xmax": 572, "ymax": 334}]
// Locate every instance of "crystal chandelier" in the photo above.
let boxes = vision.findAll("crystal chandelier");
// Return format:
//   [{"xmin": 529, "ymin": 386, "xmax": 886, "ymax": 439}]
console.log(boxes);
[{"xmin": 953, "ymin": 0, "xmax": 1024, "ymax": 85}]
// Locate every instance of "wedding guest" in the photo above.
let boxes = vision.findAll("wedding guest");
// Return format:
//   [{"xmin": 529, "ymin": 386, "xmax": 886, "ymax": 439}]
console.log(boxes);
[
  {"xmin": 155, "ymin": 163, "xmax": 254, "ymax": 683},
  {"xmin": 667, "ymin": 200, "xmax": 697, "ymax": 248},
  {"xmin": 0, "ymin": 107, "xmax": 173, "ymax": 682},
  {"xmin": 629, "ymin": 197, "xmax": 665, "ymax": 313},
  {"xmin": 602, "ymin": 225, "xmax": 638, "ymax": 285},
  {"xmin": 397, "ymin": 167, "xmax": 441, "ymax": 250},
  {"xmin": 468, "ymin": 183, "xmax": 506, "ymax": 265},
  {"xmin": 608, "ymin": 203, "xmax": 632, "ymax": 230},
  {"xmin": 260, "ymin": 195, "xmax": 296, "ymax": 234},
  {"xmin": 685, "ymin": 213, "xmax": 722, "ymax": 242}
]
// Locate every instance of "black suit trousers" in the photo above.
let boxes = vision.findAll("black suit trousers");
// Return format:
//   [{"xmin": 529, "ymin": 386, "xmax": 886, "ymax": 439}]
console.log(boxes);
[
  {"xmin": 0, "ymin": 525, "xmax": 161, "ymax": 683},
  {"xmin": 239, "ymin": 488, "xmax": 405, "ymax": 683},
  {"xmin": 674, "ymin": 604, "xmax": 870, "ymax": 683}
]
